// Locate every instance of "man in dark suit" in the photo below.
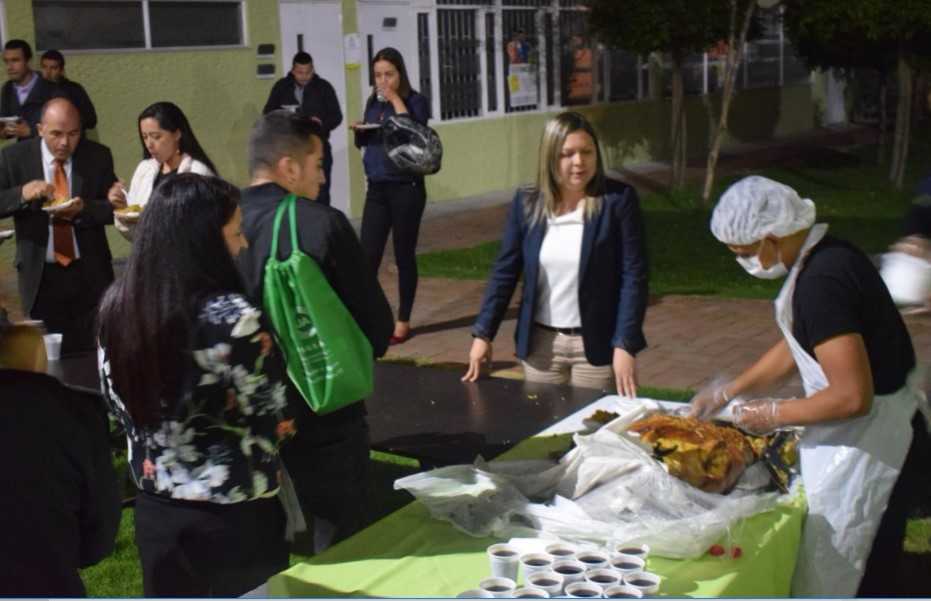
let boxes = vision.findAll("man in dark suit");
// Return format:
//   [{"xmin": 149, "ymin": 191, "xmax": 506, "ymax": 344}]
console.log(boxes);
[
  {"xmin": 40, "ymin": 50, "xmax": 98, "ymax": 131},
  {"xmin": 0, "ymin": 97, "xmax": 117, "ymax": 354},
  {"xmin": 263, "ymin": 51, "xmax": 343, "ymax": 206},
  {"xmin": 0, "ymin": 39, "xmax": 62, "ymax": 141}
]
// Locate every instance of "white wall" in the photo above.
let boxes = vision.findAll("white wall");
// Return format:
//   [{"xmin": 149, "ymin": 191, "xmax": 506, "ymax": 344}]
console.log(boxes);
[
  {"xmin": 278, "ymin": 0, "xmax": 351, "ymax": 214},
  {"xmin": 356, "ymin": 0, "xmax": 418, "ymax": 114}
]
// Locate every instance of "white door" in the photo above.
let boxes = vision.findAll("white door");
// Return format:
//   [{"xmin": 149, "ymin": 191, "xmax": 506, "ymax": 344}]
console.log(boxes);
[{"xmin": 279, "ymin": 0, "xmax": 350, "ymax": 215}]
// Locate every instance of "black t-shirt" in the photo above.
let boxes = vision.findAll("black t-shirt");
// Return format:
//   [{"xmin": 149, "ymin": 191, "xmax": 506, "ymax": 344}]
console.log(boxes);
[{"xmin": 792, "ymin": 235, "xmax": 915, "ymax": 395}]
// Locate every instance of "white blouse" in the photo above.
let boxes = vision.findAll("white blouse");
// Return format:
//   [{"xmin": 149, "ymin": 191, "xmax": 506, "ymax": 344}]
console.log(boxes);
[{"xmin": 535, "ymin": 200, "xmax": 586, "ymax": 328}]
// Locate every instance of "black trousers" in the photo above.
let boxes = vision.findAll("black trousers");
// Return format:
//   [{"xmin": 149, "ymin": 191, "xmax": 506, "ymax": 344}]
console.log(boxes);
[
  {"xmin": 316, "ymin": 141, "xmax": 334, "ymax": 207},
  {"xmin": 134, "ymin": 493, "xmax": 289, "ymax": 597},
  {"xmin": 858, "ymin": 413, "xmax": 931, "ymax": 597},
  {"xmin": 30, "ymin": 259, "xmax": 107, "ymax": 356},
  {"xmin": 280, "ymin": 415, "xmax": 371, "ymax": 555},
  {"xmin": 359, "ymin": 180, "xmax": 426, "ymax": 322}
]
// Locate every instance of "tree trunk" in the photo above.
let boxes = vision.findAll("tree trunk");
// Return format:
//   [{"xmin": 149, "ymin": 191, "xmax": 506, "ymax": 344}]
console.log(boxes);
[
  {"xmin": 877, "ymin": 73, "xmax": 888, "ymax": 166},
  {"xmin": 670, "ymin": 57, "xmax": 687, "ymax": 190},
  {"xmin": 890, "ymin": 52, "xmax": 913, "ymax": 189},
  {"xmin": 702, "ymin": 0, "xmax": 757, "ymax": 205}
]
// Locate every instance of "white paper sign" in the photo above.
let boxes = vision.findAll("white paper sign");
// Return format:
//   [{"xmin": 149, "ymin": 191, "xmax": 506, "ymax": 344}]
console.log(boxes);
[{"xmin": 344, "ymin": 33, "xmax": 363, "ymax": 69}]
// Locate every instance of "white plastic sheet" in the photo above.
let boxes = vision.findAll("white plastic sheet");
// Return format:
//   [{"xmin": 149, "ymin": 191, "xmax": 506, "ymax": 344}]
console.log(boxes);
[{"xmin": 395, "ymin": 401, "xmax": 786, "ymax": 559}]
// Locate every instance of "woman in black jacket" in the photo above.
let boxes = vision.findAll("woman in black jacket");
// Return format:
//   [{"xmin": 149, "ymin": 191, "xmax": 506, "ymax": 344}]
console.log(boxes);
[
  {"xmin": 463, "ymin": 112, "xmax": 648, "ymax": 395},
  {"xmin": 351, "ymin": 47, "xmax": 431, "ymax": 345}
]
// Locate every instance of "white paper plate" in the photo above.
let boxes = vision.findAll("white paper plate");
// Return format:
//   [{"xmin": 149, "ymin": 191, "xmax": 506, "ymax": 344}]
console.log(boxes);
[
  {"xmin": 115, "ymin": 210, "xmax": 141, "ymax": 220},
  {"xmin": 0, "ymin": 229, "xmax": 13, "ymax": 241},
  {"xmin": 354, "ymin": 123, "xmax": 382, "ymax": 130},
  {"xmin": 41, "ymin": 198, "xmax": 78, "ymax": 213}
]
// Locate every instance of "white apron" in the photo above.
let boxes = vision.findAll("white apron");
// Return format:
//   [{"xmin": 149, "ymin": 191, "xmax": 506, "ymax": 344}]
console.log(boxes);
[{"xmin": 774, "ymin": 225, "xmax": 921, "ymax": 596}]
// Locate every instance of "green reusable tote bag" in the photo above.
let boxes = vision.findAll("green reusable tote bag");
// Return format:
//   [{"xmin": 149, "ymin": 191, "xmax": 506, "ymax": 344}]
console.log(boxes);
[{"xmin": 263, "ymin": 195, "xmax": 374, "ymax": 414}]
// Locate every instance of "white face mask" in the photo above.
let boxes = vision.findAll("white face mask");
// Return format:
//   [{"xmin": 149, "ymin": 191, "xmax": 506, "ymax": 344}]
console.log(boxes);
[{"xmin": 736, "ymin": 241, "xmax": 789, "ymax": 280}]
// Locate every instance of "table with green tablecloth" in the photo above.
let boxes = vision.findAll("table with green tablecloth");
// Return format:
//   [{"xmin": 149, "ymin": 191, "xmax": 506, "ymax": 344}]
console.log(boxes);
[{"xmin": 268, "ymin": 397, "xmax": 806, "ymax": 597}]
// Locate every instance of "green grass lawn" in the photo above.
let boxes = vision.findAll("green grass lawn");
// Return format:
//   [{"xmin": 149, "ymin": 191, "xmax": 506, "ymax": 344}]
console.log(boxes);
[{"xmin": 418, "ymin": 144, "xmax": 928, "ymax": 299}]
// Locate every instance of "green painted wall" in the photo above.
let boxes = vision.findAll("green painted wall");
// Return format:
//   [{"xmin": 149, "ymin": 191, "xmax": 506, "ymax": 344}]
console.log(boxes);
[
  {"xmin": 1, "ymin": 0, "xmax": 281, "ymax": 187},
  {"xmin": 427, "ymin": 84, "xmax": 816, "ymax": 203}
]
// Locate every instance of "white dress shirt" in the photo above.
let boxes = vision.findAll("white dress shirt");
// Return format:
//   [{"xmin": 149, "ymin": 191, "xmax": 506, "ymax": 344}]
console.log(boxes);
[
  {"xmin": 41, "ymin": 140, "xmax": 80, "ymax": 262},
  {"xmin": 535, "ymin": 200, "xmax": 586, "ymax": 328}
]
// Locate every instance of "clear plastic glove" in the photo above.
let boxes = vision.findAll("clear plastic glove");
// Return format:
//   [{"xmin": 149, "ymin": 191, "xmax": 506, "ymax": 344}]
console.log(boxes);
[
  {"xmin": 688, "ymin": 378, "xmax": 732, "ymax": 420},
  {"xmin": 733, "ymin": 398, "xmax": 780, "ymax": 435}
]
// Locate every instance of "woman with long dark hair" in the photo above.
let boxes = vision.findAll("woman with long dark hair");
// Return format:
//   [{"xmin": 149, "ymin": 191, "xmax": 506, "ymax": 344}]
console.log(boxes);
[
  {"xmin": 98, "ymin": 174, "xmax": 295, "ymax": 596},
  {"xmin": 108, "ymin": 101, "xmax": 217, "ymax": 239},
  {"xmin": 351, "ymin": 47, "xmax": 431, "ymax": 344}
]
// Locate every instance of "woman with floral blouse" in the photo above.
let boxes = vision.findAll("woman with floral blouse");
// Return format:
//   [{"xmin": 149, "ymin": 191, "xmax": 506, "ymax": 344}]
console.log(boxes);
[{"xmin": 97, "ymin": 173, "xmax": 295, "ymax": 596}]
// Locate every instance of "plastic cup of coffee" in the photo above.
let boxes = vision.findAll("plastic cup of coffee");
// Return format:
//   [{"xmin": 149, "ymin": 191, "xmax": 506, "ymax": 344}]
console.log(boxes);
[
  {"xmin": 575, "ymin": 549, "xmax": 610, "ymax": 570},
  {"xmin": 43, "ymin": 333, "xmax": 62, "ymax": 361},
  {"xmin": 487, "ymin": 543, "xmax": 520, "ymax": 581},
  {"xmin": 623, "ymin": 571, "xmax": 661, "ymax": 595},
  {"xmin": 513, "ymin": 586, "xmax": 551, "ymax": 598},
  {"xmin": 526, "ymin": 570, "xmax": 564, "ymax": 597},
  {"xmin": 479, "ymin": 576, "xmax": 516, "ymax": 598},
  {"xmin": 545, "ymin": 541, "xmax": 578, "ymax": 560},
  {"xmin": 520, "ymin": 552, "xmax": 554, "ymax": 580},
  {"xmin": 565, "ymin": 581, "xmax": 604, "ymax": 598},
  {"xmin": 609, "ymin": 553, "xmax": 646, "ymax": 575},
  {"xmin": 614, "ymin": 543, "xmax": 650, "ymax": 561},
  {"xmin": 552, "ymin": 559, "xmax": 587, "ymax": 588},
  {"xmin": 457, "ymin": 589, "xmax": 494, "ymax": 598},
  {"xmin": 585, "ymin": 567, "xmax": 622, "ymax": 588},
  {"xmin": 604, "ymin": 584, "xmax": 644, "ymax": 599}
]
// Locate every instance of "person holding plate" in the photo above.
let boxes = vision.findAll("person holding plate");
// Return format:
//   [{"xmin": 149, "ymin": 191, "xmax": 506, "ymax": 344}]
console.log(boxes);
[
  {"xmin": 0, "ymin": 97, "xmax": 116, "ymax": 354},
  {"xmin": 108, "ymin": 101, "xmax": 215, "ymax": 240},
  {"xmin": 689, "ymin": 176, "xmax": 930, "ymax": 597}
]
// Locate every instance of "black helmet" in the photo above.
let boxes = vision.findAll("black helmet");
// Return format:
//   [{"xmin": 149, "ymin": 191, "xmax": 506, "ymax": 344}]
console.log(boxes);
[{"xmin": 382, "ymin": 114, "xmax": 443, "ymax": 175}]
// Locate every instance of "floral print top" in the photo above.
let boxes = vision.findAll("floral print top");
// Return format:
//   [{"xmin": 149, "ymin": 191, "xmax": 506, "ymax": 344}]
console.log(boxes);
[{"xmin": 99, "ymin": 293, "xmax": 296, "ymax": 504}]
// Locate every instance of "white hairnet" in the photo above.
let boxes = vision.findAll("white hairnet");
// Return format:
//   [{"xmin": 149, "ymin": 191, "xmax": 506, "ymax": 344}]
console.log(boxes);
[{"xmin": 710, "ymin": 176, "xmax": 816, "ymax": 245}]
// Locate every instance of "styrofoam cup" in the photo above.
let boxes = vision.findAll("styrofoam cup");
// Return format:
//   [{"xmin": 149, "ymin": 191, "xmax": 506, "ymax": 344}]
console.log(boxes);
[
  {"xmin": 513, "ymin": 586, "xmax": 551, "ymax": 598},
  {"xmin": 565, "ymin": 581, "xmax": 604, "ymax": 598},
  {"xmin": 520, "ymin": 552, "xmax": 554, "ymax": 580},
  {"xmin": 457, "ymin": 589, "xmax": 494, "ymax": 598},
  {"xmin": 43, "ymin": 333, "xmax": 62, "ymax": 360},
  {"xmin": 585, "ymin": 567, "xmax": 622, "ymax": 588},
  {"xmin": 609, "ymin": 553, "xmax": 646, "ymax": 575},
  {"xmin": 613, "ymin": 542, "xmax": 650, "ymax": 560},
  {"xmin": 623, "ymin": 571, "xmax": 661, "ymax": 595},
  {"xmin": 526, "ymin": 570, "xmax": 564, "ymax": 597},
  {"xmin": 479, "ymin": 576, "xmax": 516, "ymax": 598},
  {"xmin": 487, "ymin": 543, "xmax": 520, "ymax": 581},
  {"xmin": 604, "ymin": 584, "xmax": 644, "ymax": 598},
  {"xmin": 545, "ymin": 541, "xmax": 577, "ymax": 560},
  {"xmin": 575, "ymin": 549, "xmax": 610, "ymax": 570},
  {"xmin": 552, "ymin": 559, "xmax": 587, "ymax": 588}
]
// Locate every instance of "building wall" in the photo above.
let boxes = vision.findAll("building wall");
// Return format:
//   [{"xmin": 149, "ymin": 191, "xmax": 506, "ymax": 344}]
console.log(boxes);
[
  {"xmin": 426, "ymin": 83, "xmax": 816, "ymax": 203},
  {"xmin": 0, "ymin": 0, "xmax": 281, "ymax": 187}
]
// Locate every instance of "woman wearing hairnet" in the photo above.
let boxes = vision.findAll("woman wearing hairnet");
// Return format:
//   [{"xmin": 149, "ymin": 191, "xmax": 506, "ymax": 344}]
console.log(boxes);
[{"xmin": 691, "ymin": 175, "xmax": 929, "ymax": 597}]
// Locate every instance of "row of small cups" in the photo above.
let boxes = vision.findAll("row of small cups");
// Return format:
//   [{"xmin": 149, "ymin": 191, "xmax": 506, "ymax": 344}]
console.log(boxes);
[{"xmin": 462, "ymin": 570, "xmax": 661, "ymax": 598}]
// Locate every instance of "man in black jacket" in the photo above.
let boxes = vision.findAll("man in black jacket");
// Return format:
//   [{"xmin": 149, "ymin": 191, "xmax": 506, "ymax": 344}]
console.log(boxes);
[
  {"xmin": 263, "ymin": 52, "xmax": 343, "ymax": 206},
  {"xmin": 40, "ymin": 50, "xmax": 98, "ymax": 131},
  {"xmin": 0, "ymin": 311, "xmax": 121, "ymax": 595},
  {"xmin": 0, "ymin": 39, "xmax": 63, "ymax": 141},
  {"xmin": 0, "ymin": 98, "xmax": 116, "ymax": 354},
  {"xmin": 238, "ymin": 110, "xmax": 393, "ymax": 554}
]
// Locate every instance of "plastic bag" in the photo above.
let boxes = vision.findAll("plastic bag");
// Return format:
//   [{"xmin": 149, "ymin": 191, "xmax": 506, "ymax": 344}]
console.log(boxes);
[{"xmin": 394, "ymin": 403, "xmax": 786, "ymax": 559}]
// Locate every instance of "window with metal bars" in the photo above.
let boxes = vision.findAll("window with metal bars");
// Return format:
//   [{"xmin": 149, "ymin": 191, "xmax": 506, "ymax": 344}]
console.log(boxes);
[
  {"xmin": 503, "ymin": 9, "xmax": 540, "ymax": 112},
  {"xmin": 559, "ymin": 10, "xmax": 594, "ymax": 106},
  {"xmin": 417, "ymin": 13, "xmax": 432, "ymax": 98},
  {"xmin": 438, "ymin": 9, "xmax": 482, "ymax": 120},
  {"xmin": 437, "ymin": 0, "xmax": 492, "ymax": 4}
]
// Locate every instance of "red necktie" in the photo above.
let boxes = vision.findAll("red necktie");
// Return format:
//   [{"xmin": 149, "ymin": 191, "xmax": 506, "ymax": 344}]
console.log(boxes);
[{"xmin": 52, "ymin": 160, "xmax": 75, "ymax": 267}]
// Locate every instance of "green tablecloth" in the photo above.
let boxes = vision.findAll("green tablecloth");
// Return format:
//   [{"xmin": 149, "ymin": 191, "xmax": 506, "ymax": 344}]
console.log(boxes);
[{"xmin": 269, "ymin": 433, "xmax": 806, "ymax": 597}]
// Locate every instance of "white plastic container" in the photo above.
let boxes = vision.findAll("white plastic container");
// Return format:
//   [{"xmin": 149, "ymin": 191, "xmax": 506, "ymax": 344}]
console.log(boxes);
[{"xmin": 880, "ymin": 251, "xmax": 931, "ymax": 306}]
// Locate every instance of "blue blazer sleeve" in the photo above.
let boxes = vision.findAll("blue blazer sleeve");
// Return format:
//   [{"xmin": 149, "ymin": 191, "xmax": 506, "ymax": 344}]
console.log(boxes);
[
  {"xmin": 612, "ymin": 187, "xmax": 648, "ymax": 354},
  {"xmin": 472, "ymin": 191, "xmax": 525, "ymax": 340}
]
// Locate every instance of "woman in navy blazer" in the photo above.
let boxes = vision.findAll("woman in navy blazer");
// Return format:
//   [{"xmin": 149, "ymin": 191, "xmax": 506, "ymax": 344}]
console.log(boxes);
[{"xmin": 463, "ymin": 112, "xmax": 648, "ymax": 395}]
